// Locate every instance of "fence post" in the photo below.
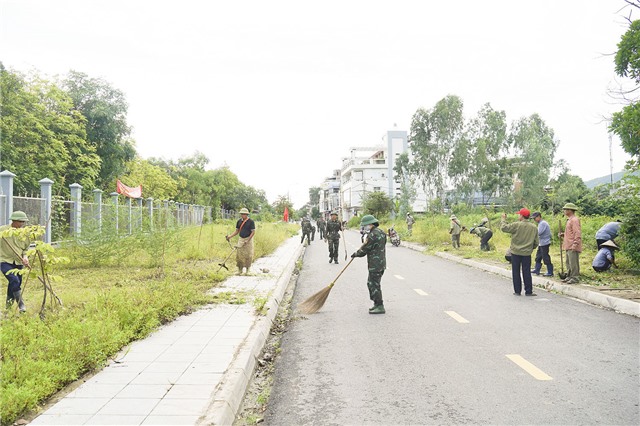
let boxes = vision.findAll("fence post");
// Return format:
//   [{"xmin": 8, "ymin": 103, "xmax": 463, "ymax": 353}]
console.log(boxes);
[
  {"xmin": 164, "ymin": 200, "xmax": 170, "ymax": 228},
  {"xmin": 39, "ymin": 178, "xmax": 54, "ymax": 243},
  {"xmin": 147, "ymin": 198, "xmax": 154, "ymax": 231},
  {"xmin": 111, "ymin": 192, "xmax": 119, "ymax": 234},
  {"xmin": 137, "ymin": 198, "xmax": 143, "ymax": 232},
  {"xmin": 0, "ymin": 170, "xmax": 16, "ymax": 224},
  {"xmin": 69, "ymin": 183, "xmax": 82, "ymax": 236},
  {"xmin": 126, "ymin": 197, "xmax": 132, "ymax": 235},
  {"xmin": 93, "ymin": 189, "xmax": 103, "ymax": 234},
  {"xmin": 178, "ymin": 203, "xmax": 184, "ymax": 226}
]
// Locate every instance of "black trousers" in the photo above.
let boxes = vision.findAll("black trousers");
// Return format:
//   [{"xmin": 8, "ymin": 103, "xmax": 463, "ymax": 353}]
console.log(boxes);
[
  {"xmin": 511, "ymin": 254, "xmax": 533, "ymax": 295},
  {"xmin": 480, "ymin": 230, "xmax": 493, "ymax": 251},
  {"xmin": 534, "ymin": 244, "xmax": 553, "ymax": 272}
]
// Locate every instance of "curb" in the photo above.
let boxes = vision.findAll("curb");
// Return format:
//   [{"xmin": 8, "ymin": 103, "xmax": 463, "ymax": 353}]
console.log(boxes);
[
  {"xmin": 400, "ymin": 241, "xmax": 640, "ymax": 318},
  {"xmin": 199, "ymin": 238, "xmax": 303, "ymax": 425}
]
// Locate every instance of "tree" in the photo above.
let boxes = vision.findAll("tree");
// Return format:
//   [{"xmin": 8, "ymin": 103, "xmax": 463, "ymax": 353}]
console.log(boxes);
[
  {"xmin": 63, "ymin": 71, "xmax": 135, "ymax": 188},
  {"xmin": 362, "ymin": 191, "xmax": 394, "ymax": 219},
  {"xmin": 308, "ymin": 186, "xmax": 321, "ymax": 207},
  {"xmin": 393, "ymin": 152, "xmax": 416, "ymax": 216},
  {"xmin": 273, "ymin": 195, "xmax": 294, "ymax": 220},
  {"xmin": 121, "ymin": 158, "xmax": 178, "ymax": 201}
]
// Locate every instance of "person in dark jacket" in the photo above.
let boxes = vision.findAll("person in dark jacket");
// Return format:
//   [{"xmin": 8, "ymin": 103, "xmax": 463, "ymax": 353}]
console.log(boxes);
[{"xmin": 352, "ymin": 214, "xmax": 387, "ymax": 314}]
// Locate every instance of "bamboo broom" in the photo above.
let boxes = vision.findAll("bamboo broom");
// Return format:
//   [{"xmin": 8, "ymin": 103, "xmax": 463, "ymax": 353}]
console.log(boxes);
[{"xmin": 298, "ymin": 257, "xmax": 355, "ymax": 314}]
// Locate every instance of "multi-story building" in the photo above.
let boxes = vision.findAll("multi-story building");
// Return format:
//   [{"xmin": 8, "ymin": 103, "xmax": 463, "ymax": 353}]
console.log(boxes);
[{"xmin": 318, "ymin": 169, "xmax": 341, "ymax": 219}]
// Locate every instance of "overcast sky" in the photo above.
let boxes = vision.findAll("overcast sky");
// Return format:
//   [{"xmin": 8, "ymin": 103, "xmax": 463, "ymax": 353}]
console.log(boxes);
[{"xmin": 1, "ymin": 0, "xmax": 634, "ymax": 207}]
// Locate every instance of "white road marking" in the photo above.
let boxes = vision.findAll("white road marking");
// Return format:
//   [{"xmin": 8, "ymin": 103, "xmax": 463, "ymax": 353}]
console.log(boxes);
[
  {"xmin": 506, "ymin": 354, "xmax": 553, "ymax": 381},
  {"xmin": 394, "ymin": 275, "xmax": 405, "ymax": 280},
  {"xmin": 413, "ymin": 289, "xmax": 428, "ymax": 296},
  {"xmin": 444, "ymin": 311, "xmax": 469, "ymax": 323}
]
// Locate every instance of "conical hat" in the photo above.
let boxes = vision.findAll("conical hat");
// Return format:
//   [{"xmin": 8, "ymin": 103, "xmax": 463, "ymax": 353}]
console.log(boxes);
[{"xmin": 601, "ymin": 240, "xmax": 619, "ymax": 249}]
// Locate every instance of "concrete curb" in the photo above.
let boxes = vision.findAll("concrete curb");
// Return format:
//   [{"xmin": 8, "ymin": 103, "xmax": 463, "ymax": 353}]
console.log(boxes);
[
  {"xmin": 199, "ymin": 238, "xmax": 303, "ymax": 425},
  {"xmin": 401, "ymin": 241, "xmax": 640, "ymax": 318}
]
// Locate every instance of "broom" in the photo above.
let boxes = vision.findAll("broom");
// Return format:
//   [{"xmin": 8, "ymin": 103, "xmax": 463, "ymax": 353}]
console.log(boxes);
[{"xmin": 298, "ymin": 257, "xmax": 355, "ymax": 314}]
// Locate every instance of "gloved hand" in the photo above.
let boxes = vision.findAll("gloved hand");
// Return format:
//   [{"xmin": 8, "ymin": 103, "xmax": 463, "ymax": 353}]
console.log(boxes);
[{"xmin": 351, "ymin": 252, "xmax": 356, "ymax": 258}]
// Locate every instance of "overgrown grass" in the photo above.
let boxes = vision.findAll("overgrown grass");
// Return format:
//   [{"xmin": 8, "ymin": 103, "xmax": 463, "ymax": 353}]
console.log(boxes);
[
  {"xmin": 0, "ymin": 221, "xmax": 297, "ymax": 425},
  {"xmin": 382, "ymin": 213, "xmax": 639, "ymax": 290}
]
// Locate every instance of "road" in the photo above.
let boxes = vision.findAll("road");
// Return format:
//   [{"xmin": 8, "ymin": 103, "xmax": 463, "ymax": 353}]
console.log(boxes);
[{"xmin": 264, "ymin": 230, "xmax": 640, "ymax": 425}]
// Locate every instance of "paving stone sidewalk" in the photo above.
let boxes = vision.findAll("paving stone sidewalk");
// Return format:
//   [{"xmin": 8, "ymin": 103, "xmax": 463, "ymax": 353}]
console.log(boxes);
[{"xmin": 30, "ymin": 236, "xmax": 302, "ymax": 426}]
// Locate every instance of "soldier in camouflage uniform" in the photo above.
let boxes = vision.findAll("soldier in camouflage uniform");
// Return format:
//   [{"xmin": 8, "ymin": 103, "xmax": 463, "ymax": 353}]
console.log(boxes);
[
  {"xmin": 301, "ymin": 217, "xmax": 312, "ymax": 244},
  {"xmin": 317, "ymin": 217, "xmax": 326, "ymax": 239},
  {"xmin": 324, "ymin": 212, "xmax": 343, "ymax": 264},
  {"xmin": 351, "ymin": 214, "xmax": 387, "ymax": 314},
  {"xmin": 469, "ymin": 218, "xmax": 493, "ymax": 251}
]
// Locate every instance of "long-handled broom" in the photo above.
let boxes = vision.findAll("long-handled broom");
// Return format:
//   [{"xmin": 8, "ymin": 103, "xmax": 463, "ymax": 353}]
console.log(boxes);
[{"xmin": 298, "ymin": 257, "xmax": 355, "ymax": 314}]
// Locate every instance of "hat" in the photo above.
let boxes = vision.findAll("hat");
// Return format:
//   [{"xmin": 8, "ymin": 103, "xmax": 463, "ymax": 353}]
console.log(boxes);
[
  {"xmin": 470, "ymin": 227, "xmax": 476, "ymax": 233},
  {"xmin": 450, "ymin": 215, "xmax": 457, "ymax": 220},
  {"xmin": 406, "ymin": 213, "xmax": 410, "ymax": 216},
  {"xmin": 330, "ymin": 211, "xmax": 338, "ymax": 216},
  {"xmin": 9, "ymin": 211, "xmax": 29, "ymax": 222},
  {"xmin": 562, "ymin": 203, "xmax": 579, "ymax": 211},
  {"xmin": 516, "ymin": 208, "xmax": 530, "ymax": 218},
  {"xmin": 531, "ymin": 211, "xmax": 541, "ymax": 219},
  {"xmin": 239, "ymin": 208, "xmax": 250, "ymax": 214},
  {"xmin": 360, "ymin": 214, "xmax": 378, "ymax": 226},
  {"xmin": 601, "ymin": 240, "xmax": 619, "ymax": 250}
]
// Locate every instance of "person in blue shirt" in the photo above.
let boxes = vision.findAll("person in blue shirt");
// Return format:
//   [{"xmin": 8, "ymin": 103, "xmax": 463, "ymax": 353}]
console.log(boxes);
[
  {"xmin": 595, "ymin": 221, "xmax": 622, "ymax": 249},
  {"xmin": 592, "ymin": 240, "xmax": 619, "ymax": 272},
  {"xmin": 531, "ymin": 211, "xmax": 554, "ymax": 276}
]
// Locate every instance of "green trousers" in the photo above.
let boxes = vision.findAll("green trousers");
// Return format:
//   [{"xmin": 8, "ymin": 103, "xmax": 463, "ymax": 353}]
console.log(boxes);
[
  {"xmin": 367, "ymin": 270, "xmax": 384, "ymax": 305},
  {"xmin": 565, "ymin": 250, "xmax": 580, "ymax": 279}
]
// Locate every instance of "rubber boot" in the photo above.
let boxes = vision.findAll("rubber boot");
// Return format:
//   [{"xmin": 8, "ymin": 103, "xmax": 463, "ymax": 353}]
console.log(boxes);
[
  {"xmin": 369, "ymin": 304, "xmax": 385, "ymax": 314},
  {"xmin": 543, "ymin": 265, "xmax": 554, "ymax": 277},
  {"xmin": 13, "ymin": 291, "xmax": 26, "ymax": 312},
  {"xmin": 6, "ymin": 296, "xmax": 14, "ymax": 310}
]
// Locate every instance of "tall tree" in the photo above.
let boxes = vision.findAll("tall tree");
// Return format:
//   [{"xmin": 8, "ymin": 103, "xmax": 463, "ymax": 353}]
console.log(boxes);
[
  {"xmin": 362, "ymin": 191, "xmax": 395, "ymax": 219},
  {"xmin": 121, "ymin": 158, "xmax": 178, "ymax": 201},
  {"xmin": 393, "ymin": 152, "xmax": 416, "ymax": 215},
  {"xmin": 63, "ymin": 71, "xmax": 135, "ymax": 189},
  {"xmin": 308, "ymin": 186, "xmax": 321, "ymax": 207}
]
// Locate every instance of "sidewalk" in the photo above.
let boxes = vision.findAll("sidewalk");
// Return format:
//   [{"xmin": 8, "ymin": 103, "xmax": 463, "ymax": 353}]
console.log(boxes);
[
  {"xmin": 401, "ymin": 240, "xmax": 640, "ymax": 318},
  {"xmin": 30, "ymin": 236, "xmax": 303, "ymax": 426}
]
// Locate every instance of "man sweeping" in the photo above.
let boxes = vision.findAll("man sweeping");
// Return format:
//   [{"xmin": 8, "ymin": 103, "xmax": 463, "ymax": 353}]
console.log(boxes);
[
  {"xmin": 351, "ymin": 214, "xmax": 387, "ymax": 314},
  {"xmin": 226, "ymin": 208, "xmax": 255, "ymax": 275}
]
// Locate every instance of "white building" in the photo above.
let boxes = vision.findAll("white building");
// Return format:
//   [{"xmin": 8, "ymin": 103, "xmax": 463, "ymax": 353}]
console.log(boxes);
[{"xmin": 318, "ymin": 169, "xmax": 341, "ymax": 219}]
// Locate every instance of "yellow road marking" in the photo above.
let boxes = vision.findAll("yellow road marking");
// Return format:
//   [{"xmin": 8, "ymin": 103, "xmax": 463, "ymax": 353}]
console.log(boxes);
[
  {"xmin": 445, "ymin": 311, "xmax": 469, "ymax": 323},
  {"xmin": 414, "ymin": 289, "xmax": 428, "ymax": 296},
  {"xmin": 394, "ymin": 275, "xmax": 405, "ymax": 280},
  {"xmin": 506, "ymin": 354, "xmax": 553, "ymax": 381}
]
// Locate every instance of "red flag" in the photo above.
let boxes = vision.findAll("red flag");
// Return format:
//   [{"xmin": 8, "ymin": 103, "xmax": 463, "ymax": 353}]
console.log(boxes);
[
  {"xmin": 116, "ymin": 179, "xmax": 142, "ymax": 198},
  {"xmin": 283, "ymin": 206, "xmax": 289, "ymax": 222}
]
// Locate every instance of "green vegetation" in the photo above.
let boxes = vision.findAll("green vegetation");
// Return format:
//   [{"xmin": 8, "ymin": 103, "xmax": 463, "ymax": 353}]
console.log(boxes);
[
  {"xmin": 382, "ymin": 213, "xmax": 639, "ymax": 290},
  {"xmin": 0, "ymin": 221, "xmax": 296, "ymax": 425}
]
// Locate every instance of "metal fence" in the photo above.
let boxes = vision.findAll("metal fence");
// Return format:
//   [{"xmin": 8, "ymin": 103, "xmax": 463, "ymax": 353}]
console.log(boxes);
[{"xmin": 0, "ymin": 170, "xmax": 230, "ymax": 243}]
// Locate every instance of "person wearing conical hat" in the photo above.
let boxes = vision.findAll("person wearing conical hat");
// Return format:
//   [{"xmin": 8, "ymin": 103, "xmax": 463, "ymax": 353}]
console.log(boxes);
[
  {"xmin": 558, "ymin": 202, "xmax": 582, "ymax": 284},
  {"xmin": 351, "ymin": 214, "xmax": 387, "ymax": 314},
  {"xmin": 595, "ymin": 220, "xmax": 622, "ymax": 250},
  {"xmin": 1, "ymin": 211, "xmax": 31, "ymax": 312},
  {"xmin": 449, "ymin": 214, "xmax": 463, "ymax": 249},
  {"xmin": 592, "ymin": 240, "xmax": 619, "ymax": 272},
  {"xmin": 226, "ymin": 208, "xmax": 255, "ymax": 275}
]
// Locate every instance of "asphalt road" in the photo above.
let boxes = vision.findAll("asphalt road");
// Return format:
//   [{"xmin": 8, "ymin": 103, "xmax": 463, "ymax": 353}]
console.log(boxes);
[{"xmin": 264, "ymin": 230, "xmax": 640, "ymax": 425}]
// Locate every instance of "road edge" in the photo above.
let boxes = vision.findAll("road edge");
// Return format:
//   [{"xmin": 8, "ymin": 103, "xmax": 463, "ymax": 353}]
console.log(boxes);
[{"xmin": 401, "ymin": 241, "xmax": 640, "ymax": 318}]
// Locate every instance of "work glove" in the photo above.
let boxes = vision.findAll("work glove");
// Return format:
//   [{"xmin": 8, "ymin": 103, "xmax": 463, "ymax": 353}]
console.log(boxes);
[{"xmin": 351, "ymin": 252, "xmax": 357, "ymax": 258}]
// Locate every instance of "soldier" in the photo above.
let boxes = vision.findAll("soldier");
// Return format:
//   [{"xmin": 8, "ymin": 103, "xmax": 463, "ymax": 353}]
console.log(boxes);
[
  {"xmin": 406, "ymin": 213, "xmax": 416, "ymax": 236},
  {"xmin": 449, "ymin": 215, "xmax": 463, "ymax": 249},
  {"xmin": 469, "ymin": 223, "xmax": 493, "ymax": 251},
  {"xmin": 300, "ymin": 217, "xmax": 312, "ymax": 244},
  {"xmin": 1, "ymin": 211, "xmax": 31, "ymax": 312},
  {"xmin": 317, "ymin": 216, "xmax": 326, "ymax": 239},
  {"xmin": 351, "ymin": 214, "xmax": 387, "ymax": 314},
  {"xmin": 325, "ymin": 211, "xmax": 343, "ymax": 264}
]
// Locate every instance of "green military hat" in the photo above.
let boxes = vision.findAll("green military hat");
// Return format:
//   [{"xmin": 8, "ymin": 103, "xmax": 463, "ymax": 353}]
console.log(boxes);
[
  {"xmin": 239, "ymin": 208, "xmax": 250, "ymax": 214},
  {"xmin": 360, "ymin": 214, "xmax": 378, "ymax": 226},
  {"xmin": 9, "ymin": 211, "xmax": 29, "ymax": 222},
  {"xmin": 562, "ymin": 203, "xmax": 579, "ymax": 211}
]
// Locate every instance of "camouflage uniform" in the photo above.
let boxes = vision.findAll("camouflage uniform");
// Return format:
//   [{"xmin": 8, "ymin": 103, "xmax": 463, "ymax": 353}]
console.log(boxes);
[
  {"xmin": 353, "ymin": 225, "xmax": 387, "ymax": 308},
  {"xmin": 470, "ymin": 226, "xmax": 493, "ymax": 251},
  {"xmin": 406, "ymin": 214, "xmax": 416, "ymax": 236},
  {"xmin": 317, "ymin": 218, "xmax": 326, "ymax": 239},
  {"xmin": 325, "ymin": 217, "xmax": 342, "ymax": 263},
  {"xmin": 449, "ymin": 216, "xmax": 462, "ymax": 249},
  {"xmin": 301, "ymin": 218, "xmax": 312, "ymax": 244}
]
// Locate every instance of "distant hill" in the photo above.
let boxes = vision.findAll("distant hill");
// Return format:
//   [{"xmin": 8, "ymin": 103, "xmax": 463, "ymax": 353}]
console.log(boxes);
[{"xmin": 583, "ymin": 171, "xmax": 636, "ymax": 189}]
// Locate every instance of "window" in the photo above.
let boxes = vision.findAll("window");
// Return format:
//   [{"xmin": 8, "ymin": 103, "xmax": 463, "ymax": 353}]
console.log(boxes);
[{"xmin": 373, "ymin": 187, "xmax": 381, "ymax": 192}]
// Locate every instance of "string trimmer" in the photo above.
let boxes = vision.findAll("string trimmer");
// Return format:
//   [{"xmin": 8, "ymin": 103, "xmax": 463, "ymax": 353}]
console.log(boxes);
[{"xmin": 217, "ymin": 239, "xmax": 237, "ymax": 272}]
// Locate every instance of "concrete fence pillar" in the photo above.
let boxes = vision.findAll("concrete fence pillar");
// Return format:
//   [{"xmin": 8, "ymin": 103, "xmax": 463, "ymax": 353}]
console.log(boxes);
[
  {"xmin": 164, "ymin": 200, "xmax": 170, "ymax": 228},
  {"xmin": 126, "ymin": 197, "xmax": 132, "ymax": 235},
  {"xmin": 110, "ymin": 192, "xmax": 119, "ymax": 234},
  {"xmin": 93, "ymin": 189, "xmax": 103, "ymax": 233},
  {"xmin": 137, "ymin": 198, "xmax": 143, "ymax": 231},
  {"xmin": 178, "ymin": 203, "xmax": 184, "ymax": 226},
  {"xmin": 39, "ymin": 178, "xmax": 54, "ymax": 243},
  {"xmin": 69, "ymin": 183, "xmax": 82, "ymax": 236},
  {"xmin": 0, "ymin": 170, "xmax": 16, "ymax": 224}
]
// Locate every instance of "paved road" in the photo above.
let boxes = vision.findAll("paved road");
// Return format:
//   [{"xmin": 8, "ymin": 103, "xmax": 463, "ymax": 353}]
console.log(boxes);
[{"xmin": 265, "ymin": 230, "xmax": 640, "ymax": 425}]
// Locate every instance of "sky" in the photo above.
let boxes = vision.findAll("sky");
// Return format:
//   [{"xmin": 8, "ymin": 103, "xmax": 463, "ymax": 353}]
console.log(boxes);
[{"xmin": 1, "ymin": 0, "xmax": 634, "ymax": 207}]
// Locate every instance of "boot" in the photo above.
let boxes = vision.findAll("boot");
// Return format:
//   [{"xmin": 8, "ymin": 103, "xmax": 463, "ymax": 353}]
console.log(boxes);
[
  {"xmin": 12, "ymin": 291, "xmax": 26, "ymax": 312},
  {"xmin": 6, "ymin": 296, "xmax": 14, "ymax": 310},
  {"xmin": 369, "ymin": 304, "xmax": 385, "ymax": 314},
  {"xmin": 543, "ymin": 265, "xmax": 554, "ymax": 277}
]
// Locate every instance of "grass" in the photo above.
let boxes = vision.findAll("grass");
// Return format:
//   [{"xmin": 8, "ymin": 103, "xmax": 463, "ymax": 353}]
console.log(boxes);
[
  {"xmin": 0, "ymin": 220, "xmax": 297, "ymax": 426},
  {"xmin": 382, "ymin": 213, "xmax": 639, "ymax": 290}
]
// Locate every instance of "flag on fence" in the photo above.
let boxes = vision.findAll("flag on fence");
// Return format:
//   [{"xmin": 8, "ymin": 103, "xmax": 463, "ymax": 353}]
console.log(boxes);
[
  {"xmin": 283, "ymin": 206, "xmax": 289, "ymax": 222},
  {"xmin": 116, "ymin": 180, "xmax": 142, "ymax": 198}
]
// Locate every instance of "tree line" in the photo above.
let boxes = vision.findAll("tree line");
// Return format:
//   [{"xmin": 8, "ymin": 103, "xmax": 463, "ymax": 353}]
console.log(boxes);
[{"xmin": 0, "ymin": 64, "xmax": 270, "ymax": 216}]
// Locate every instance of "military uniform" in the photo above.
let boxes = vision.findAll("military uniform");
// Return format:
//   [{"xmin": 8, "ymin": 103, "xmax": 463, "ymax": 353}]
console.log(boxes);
[
  {"xmin": 470, "ymin": 226, "xmax": 493, "ymax": 251},
  {"xmin": 352, "ymin": 215, "xmax": 387, "ymax": 314},
  {"xmin": 325, "ymin": 215, "xmax": 342, "ymax": 264},
  {"xmin": 406, "ymin": 214, "xmax": 416, "ymax": 236},
  {"xmin": 301, "ymin": 218, "xmax": 312, "ymax": 244},
  {"xmin": 449, "ymin": 215, "xmax": 462, "ymax": 248},
  {"xmin": 317, "ymin": 218, "xmax": 326, "ymax": 239}
]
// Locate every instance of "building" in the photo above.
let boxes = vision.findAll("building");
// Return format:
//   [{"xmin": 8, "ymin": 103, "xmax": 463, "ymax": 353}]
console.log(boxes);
[{"xmin": 318, "ymin": 169, "xmax": 341, "ymax": 219}]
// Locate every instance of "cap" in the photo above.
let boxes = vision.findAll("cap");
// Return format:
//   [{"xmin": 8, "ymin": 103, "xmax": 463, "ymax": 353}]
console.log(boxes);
[
  {"xmin": 516, "ymin": 208, "xmax": 531, "ymax": 218},
  {"xmin": 531, "ymin": 211, "xmax": 541, "ymax": 219},
  {"xmin": 239, "ymin": 208, "xmax": 250, "ymax": 214},
  {"xmin": 562, "ymin": 202, "xmax": 579, "ymax": 211},
  {"xmin": 9, "ymin": 211, "xmax": 29, "ymax": 222}
]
